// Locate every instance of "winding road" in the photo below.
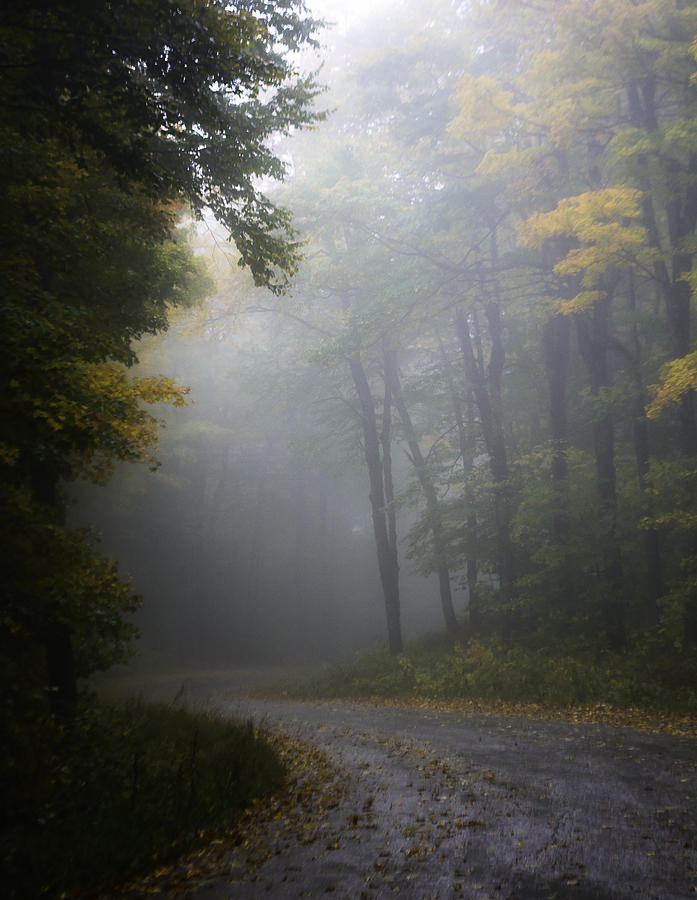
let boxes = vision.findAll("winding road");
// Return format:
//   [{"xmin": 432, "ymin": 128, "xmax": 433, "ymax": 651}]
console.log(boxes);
[{"xmin": 107, "ymin": 670, "xmax": 697, "ymax": 899}]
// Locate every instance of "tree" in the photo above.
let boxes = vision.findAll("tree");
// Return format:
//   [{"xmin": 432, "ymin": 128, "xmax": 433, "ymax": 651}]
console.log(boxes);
[
  {"xmin": 384, "ymin": 345, "xmax": 458, "ymax": 634},
  {"xmin": 94, "ymin": 0, "xmax": 697, "ymax": 683},
  {"xmin": 0, "ymin": 0, "xmax": 324, "ymax": 713}
]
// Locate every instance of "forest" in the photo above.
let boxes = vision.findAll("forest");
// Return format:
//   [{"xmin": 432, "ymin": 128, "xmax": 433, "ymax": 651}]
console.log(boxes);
[
  {"xmin": 73, "ymin": 0, "xmax": 697, "ymax": 703},
  {"xmin": 3, "ymin": 0, "xmax": 697, "ymax": 893}
]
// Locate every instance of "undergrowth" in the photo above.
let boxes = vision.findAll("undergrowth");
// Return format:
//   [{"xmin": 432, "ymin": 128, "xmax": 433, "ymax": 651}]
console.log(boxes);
[
  {"xmin": 287, "ymin": 636, "xmax": 697, "ymax": 714},
  {"xmin": 2, "ymin": 696, "xmax": 285, "ymax": 898}
]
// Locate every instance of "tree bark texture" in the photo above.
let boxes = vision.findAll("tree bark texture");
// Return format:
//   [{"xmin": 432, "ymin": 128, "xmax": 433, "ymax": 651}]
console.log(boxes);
[
  {"xmin": 455, "ymin": 306, "xmax": 517, "ymax": 614},
  {"xmin": 541, "ymin": 311, "xmax": 579, "ymax": 625},
  {"xmin": 349, "ymin": 355, "xmax": 403, "ymax": 654},
  {"xmin": 627, "ymin": 78, "xmax": 697, "ymax": 457},
  {"xmin": 384, "ymin": 345, "xmax": 458, "ymax": 633},
  {"xmin": 575, "ymin": 300, "xmax": 626, "ymax": 650},
  {"xmin": 438, "ymin": 333, "xmax": 480, "ymax": 627},
  {"xmin": 624, "ymin": 274, "xmax": 663, "ymax": 623}
]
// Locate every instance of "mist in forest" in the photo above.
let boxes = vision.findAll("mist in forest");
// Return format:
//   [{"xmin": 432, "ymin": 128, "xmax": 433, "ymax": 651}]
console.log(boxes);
[
  {"xmin": 70, "ymin": 314, "xmax": 446, "ymax": 668},
  {"xmin": 65, "ymin": 1, "xmax": 453, "ymax": 670},
  {"xmin": 70, "ymin": 0, "xmax": 697, "ymax": 673},
  {"xmin": 69, "ymin": 300, "xmax": 453, "ymax": 668}
]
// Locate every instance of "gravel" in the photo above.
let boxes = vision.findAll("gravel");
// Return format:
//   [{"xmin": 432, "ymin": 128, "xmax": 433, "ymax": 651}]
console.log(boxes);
[{"xmin": 101, "ymin": 670, "xmax": 697, "ymax": 899}]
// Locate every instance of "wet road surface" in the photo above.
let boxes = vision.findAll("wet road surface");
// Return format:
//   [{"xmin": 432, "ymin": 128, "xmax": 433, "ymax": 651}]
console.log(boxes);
[{"xmin": 104, "ymin": 671, "xmax": 697, "ymax": 899}]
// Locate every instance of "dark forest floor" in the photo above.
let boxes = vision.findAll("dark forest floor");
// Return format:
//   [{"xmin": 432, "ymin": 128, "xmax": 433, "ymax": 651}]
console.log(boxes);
[{"xmin": 97, "ymin": 668, "xmax": 697, "ymax": 899}]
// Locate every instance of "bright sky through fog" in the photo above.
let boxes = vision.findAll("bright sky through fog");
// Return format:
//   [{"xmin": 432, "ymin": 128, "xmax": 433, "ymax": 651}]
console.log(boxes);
[{"xmin": 308, "ymin": 0, "xmax": 389, "ymax": 34}]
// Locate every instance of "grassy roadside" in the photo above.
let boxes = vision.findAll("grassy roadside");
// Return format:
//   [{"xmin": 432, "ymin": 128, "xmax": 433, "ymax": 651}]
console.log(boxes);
[
  {"xmin": 114, "ymin": 730, "xmax": 347, "ymax": 897},
  {"xmin": 3, "ymin": 696, "xmax": 285, "ymax": 898},
  {"xmin": 281, "ymin": 636, "xmax": 697, "ymax": 736}
]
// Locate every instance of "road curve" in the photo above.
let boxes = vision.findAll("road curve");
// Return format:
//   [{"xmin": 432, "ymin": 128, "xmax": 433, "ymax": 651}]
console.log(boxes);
[{"xmin": 107, "ymin": 671, "xmax": 697, "ymax": 899}]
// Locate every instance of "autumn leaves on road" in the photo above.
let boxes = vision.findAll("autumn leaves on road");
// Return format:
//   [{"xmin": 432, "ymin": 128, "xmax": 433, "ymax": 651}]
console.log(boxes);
[{"xmin": 112, "ymin": 693, "xmax": 697, "ymax": 899}]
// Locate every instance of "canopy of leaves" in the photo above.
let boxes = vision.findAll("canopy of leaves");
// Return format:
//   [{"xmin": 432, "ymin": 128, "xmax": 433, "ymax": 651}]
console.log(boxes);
[
  {"xmin": 0, "ymin": 0, "xmax": 324, "ymax": 714},
  {"xmin": 237, "ymin": 0, "xmax": 697, "ymax": 676}
]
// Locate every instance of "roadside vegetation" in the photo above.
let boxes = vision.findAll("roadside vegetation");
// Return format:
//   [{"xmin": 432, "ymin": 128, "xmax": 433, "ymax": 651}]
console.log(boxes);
[
  {"xmin": 2, "ymin": 697, "xmax": 284, "ymax": 898},
  {"xmin": 287, "ymin": 631, "xmax": 697, "ymax": 719},
  {"xmin": 0, "ymin": 3, "xmax": 318, "ymax": 896}
]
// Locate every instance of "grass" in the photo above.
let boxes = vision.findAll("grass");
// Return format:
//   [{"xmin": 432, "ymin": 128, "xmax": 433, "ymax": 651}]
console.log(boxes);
[
  {"xmin": 283, "ymin": 633, "xmax": 697, "ymax": 717},
  {"xmin": 3, "ymin": 695, "xmax": 285, "ymax": 898}
]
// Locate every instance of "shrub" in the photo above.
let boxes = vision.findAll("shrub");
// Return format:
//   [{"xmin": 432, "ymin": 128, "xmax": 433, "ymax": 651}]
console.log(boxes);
[
  {"xmin": 2, "ymin": 696, "xmax": 284, "ymax": 898},
  {"xmin": 287, "ymin": 633, "xmax": 697, "ymax": 713}
]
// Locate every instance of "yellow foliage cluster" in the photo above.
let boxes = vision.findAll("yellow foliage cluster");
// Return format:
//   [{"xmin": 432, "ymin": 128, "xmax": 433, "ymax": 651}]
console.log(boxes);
[
  {"xmin": 447, "ymin": 74, "xmax": 515, "ymax": 147},
  {"xmin": 11, "ymin": 360, "xmax": 191, "ymax": 484},
  {"xmin": 647, "ymin": 352, "xmax": 697, "ymax": 420},
  {"xmin": 517, "ymin": 188, "xmax": 649, "ymax": 311},
  {"xmin": 518, "ymin": 188, "xmax": 644, "ymax": 249}
]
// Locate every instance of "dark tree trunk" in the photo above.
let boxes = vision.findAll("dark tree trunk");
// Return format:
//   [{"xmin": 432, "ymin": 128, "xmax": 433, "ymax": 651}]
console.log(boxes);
[
  {"xmin": 384, "ymin": 345, "xmax": 458, "ymax": 633},
  {"xmin": 629, "ymin": 387, "xmax": 663, "ymax": 624},
  {"xmin": 380, "ymin": 355, "xmax": 398, "ymax": 565},
  {"xmin": 627, "ymin": 79, "xmax": 697, "ymax": 457},
  {"xmin": 455, "ymin": 304, "xmax": 517, "ymax": 627},
  {"xmin": 465, "ymin": 395, "xmax": 480, "ymax": 630},
  {"xmin": 541, "ymin": 311, "xmax": 579, "ymax": 628},
  {"xmin": 623, "ymin": 273, "xmax": 663, "ymax": 624},
  {"xmin": 437, "ymin": 334, "xmax": 480, "ymax": 628},
  {"xmin": 543, "ymin": 314, "xmax": 571, "ymax": 539},
  {"xmin": 575, "ymin": 300, "xmax": 626, "ymax": 650},
  {"xmin": 32, "ymin": 464, "xmax": 78, "ymax": 715},
  {"xmin": 349, "ymin": 355, "xmax": 402, "ymax": 654}
]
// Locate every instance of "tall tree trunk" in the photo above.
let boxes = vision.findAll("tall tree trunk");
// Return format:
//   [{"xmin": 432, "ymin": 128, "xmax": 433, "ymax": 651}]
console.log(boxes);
[
  {"xmin": 627, "ymin": 78, "xmax": 697, "ymax": 457},
  {"xmin": 543, "ymin": 314, "xmax": 570, "ymax": 537},
  {"xmin": 540, "ymin": 238, "xmax": 573, "ymax": 512},
  {"xmin": 437, "ymin": 333, "xmax": 479, "ymax": 628},
  {"xmin": 631, "ymin": 395, "xmax": 663, "ymax": 626},
  {"xmin": 541, "ymin": 311, "xmax": 578, "ymax": 628},
  {"xmin": 33, "ymin": 464, "xmax": 77, "ymax": 716},
  {"xmin": 455, "ymin": 305, "xmax": 516, "ymax": 625},
  {"xmin": 380, "ymin": 354, "xmax": 398, "ymax": 565},
  {"xmin": 624, "ymin": 273, "xmax": 663, "ymax": 624},
  {"xmin": 575, "ymin": 298, "xmax": 626, "ymax": 650},
  {"xmin": 384, "ymin": 344, "xmax": 458, "ymax": 633},
  {"xmin": 464, "ymin": 395, "xmax": 480, "ymax": 631},
  {"xmin": 349, "ymin": 355, "xmax": 403, "ymax": 654}
]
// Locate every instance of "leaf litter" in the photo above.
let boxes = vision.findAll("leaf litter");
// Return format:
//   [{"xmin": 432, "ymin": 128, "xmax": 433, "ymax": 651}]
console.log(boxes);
[{"xmin": 97, "ymin": 674, "xmax": 697, "ymax": 899}]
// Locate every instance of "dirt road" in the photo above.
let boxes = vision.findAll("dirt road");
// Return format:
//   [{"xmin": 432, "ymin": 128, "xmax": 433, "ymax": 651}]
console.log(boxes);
[{"xmin": 107, "ymin": 671, "xmax": 697, "ymax": 899}]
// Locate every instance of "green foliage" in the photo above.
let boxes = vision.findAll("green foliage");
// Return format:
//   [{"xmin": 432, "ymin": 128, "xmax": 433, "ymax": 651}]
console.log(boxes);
[
  {"xmin": 647, "ymin": 352, "xmax": 697, "ymax": 420},
  {"xmin": 1, "ymin": 696, "xmax": 285, "ymax": 898},
  {"xmin": 0, "ymin": 483, "xmax": 141, "ymax": 730},
  {"xmin": 517, "ymin": 187, "xmax": 650, "ymax": 313},
  {"xmin": 37, "ymin": 0, "xmax": 697, "ymax": 734},
  {"xmin": 289, "ymin": 634, "xmax": 697, "ymax": 713},
  {"xmin": 292, "ymin": 0, "xmax": 697, "ymax": 661},
  {"xmin": 0, "ymin": 0, "xmax": 324, "ymax": 715},
  {"xmin": 295, "ymin": 645, "xmax": 416, "ymax": 698},
  {"xmin": 0, "ymin": 0, "xmax": 324, "ymax": 291}
]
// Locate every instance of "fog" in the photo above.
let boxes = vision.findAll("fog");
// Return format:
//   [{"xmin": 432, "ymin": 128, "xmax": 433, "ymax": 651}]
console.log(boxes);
[
  {"xmin": 71, "ymin": 318, "xmax": 446, "ymax": 668},
  {"xmin": 8, "ymin": 3, "xmax": 697, "ymax": 896},
  {"xmin": 67, "ymin": 1, "xmax": 472, "ymax": 670},
  {"xmin": 68, "ymin": 0, "xmax": 696, "ymax": 671}
]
